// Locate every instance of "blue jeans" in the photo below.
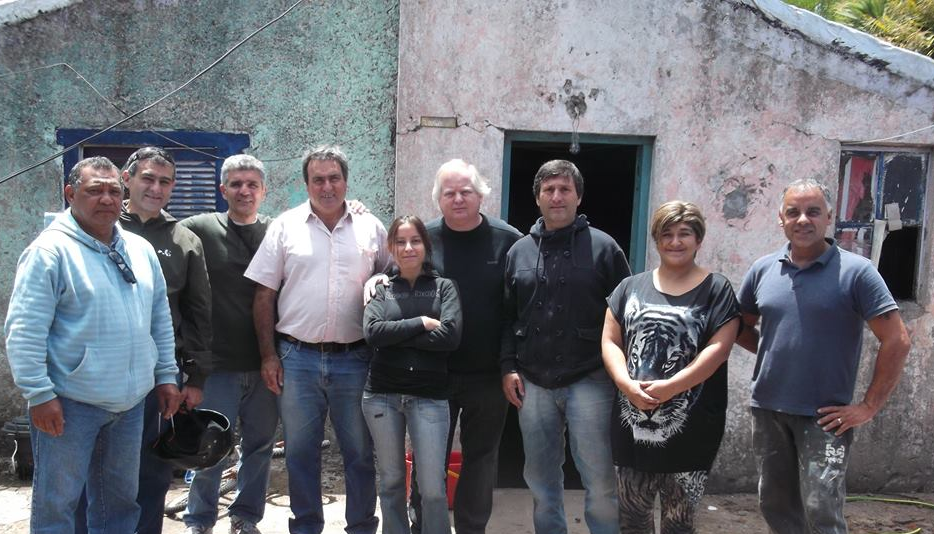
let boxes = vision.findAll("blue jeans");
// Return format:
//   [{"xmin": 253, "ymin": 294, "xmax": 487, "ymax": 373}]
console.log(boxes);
[
  {"xmin": 75, "ymin": 390, "xmax": 174, "ymax": 534},
  {"xmin": 277, "ymin": 339, "xmax": 378, "ymax": 534},
  {"xmin": 518, "ymin": 369, "xmax": 618, "ymax": 534},
  {"xmin": 752, "ymin": 407, "xmax": 853, "ymax": 534},
  {"xmin": 31, "ymin": 397, "xmax": 144, "ymax": 534},
  {"xmin": 136, "ymin": 388, "xmax": 176, "ymax": 534},
  {"xmin": 362, "ymin": 392, "xmax": 450, "ymax": 534},
  {"xmin": 410, "ymin": 371, "xmax": 508, "ymax": 534},
  {"xmin": 184, "ymin": 370, "xmax": 279, "ymax": 528}
]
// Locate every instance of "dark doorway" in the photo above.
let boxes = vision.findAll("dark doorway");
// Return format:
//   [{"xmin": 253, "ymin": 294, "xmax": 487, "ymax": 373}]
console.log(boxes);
[
  {"xmin": 497, "ymin": 139, "xmax": 640, "ymax": 489},
  {"xmin": 505, "ymin": 140, "xmax": 637, "ymax": 257}
]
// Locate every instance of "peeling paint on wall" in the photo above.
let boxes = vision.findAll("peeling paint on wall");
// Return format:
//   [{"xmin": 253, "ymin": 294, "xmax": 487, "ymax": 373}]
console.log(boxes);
[
  {"xmin": 717, "ymin": 175, "xmax": 772, "ymax": 223},
  {"xmin": 395, "ymin": 0, "xmax": 934, "ymax": 492}
]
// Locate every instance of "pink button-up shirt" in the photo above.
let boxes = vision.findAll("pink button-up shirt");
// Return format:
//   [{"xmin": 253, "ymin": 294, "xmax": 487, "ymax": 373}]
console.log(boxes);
[{"xmin": 245, "ymin": 202, "xmax": 390, "ymax": 343}]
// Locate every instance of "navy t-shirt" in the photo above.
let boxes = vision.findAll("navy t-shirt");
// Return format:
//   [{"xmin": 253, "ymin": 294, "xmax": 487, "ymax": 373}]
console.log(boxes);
[
  {"xmin": 737, "ymin": 241, "xmax": 897, "ymax": 415},
  {"xmin": 607, "ymin": 271, "xmax": 739, "ymax": 473}
]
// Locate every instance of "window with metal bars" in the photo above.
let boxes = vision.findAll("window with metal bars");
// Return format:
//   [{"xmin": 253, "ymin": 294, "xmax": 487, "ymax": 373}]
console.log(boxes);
[{"xmin": 57, "ymin": 129, "xmax": 250, "ymax": 218}]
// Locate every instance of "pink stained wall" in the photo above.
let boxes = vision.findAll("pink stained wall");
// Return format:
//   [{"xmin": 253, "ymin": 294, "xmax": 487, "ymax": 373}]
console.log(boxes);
[{"xmin": 394, "ymin": 0, "xmax": 934, "ymax": 491}]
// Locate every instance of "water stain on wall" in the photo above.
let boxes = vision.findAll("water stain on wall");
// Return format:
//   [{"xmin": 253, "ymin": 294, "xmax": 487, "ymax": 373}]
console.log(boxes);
[{"xmin": 718, "ymin": 176, "xmax": 770, "ymax": 222}]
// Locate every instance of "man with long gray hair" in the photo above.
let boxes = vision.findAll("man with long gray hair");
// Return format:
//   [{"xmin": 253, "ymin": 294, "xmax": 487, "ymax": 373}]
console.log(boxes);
[{"xmin": 407, "ymin": 159, "xmax": 522, "ymax": 534}]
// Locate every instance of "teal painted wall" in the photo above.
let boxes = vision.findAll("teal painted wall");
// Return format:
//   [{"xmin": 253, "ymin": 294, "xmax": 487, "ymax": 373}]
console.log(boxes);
[{"xmin": 0, "ymin": 0, "xmax": 399, "ymax": 420}]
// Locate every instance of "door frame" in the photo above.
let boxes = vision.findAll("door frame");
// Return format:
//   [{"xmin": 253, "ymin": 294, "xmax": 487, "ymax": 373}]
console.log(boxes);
[{"xmin": 500, "ymin": 130, "xmax": 654, "ymax": 273}]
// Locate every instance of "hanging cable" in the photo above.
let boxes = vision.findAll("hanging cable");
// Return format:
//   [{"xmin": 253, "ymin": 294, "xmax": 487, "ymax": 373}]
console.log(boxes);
[
  {"xmin": 0, "ymin": 0, "xmax": 307, "ymax": 186},
  {"xmin": 13, "ymin": 63, "xmax": 226, "ymax": 161},
  {"xmin": 850, "ymin": 123, "xmax": 934, "ymax": 145}
]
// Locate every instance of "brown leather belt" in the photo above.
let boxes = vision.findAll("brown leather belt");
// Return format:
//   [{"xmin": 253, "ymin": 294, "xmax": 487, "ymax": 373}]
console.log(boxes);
[{"xmin": 281, "ymin": 334, "xmax": 366, "ymax": 353}]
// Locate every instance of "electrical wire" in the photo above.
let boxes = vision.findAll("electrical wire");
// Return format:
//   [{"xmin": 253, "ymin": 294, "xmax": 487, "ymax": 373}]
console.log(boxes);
[
  {"xmin": 0, "ymin": 63, "xmax": 116, "ymax": 107},
  {"xmin": 850, "ymin": 123, "xmax": 934, "ymax": 145},
  {"xmin": 0, "ymin": 0, "xmax": 307, "ymax": 186},
  {"xmin": 2, "ymin": 63, "xmax": 224, "ymax": 161}
]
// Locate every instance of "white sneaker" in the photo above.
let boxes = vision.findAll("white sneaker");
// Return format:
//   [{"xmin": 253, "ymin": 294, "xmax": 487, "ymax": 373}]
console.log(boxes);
[
  {"xmin": 229, "ymin": 515, "xmax": 261, "ymax": 534},
  {"xmin": 185, "ymin": 527, "xmax": 213, "ymax": 534}
]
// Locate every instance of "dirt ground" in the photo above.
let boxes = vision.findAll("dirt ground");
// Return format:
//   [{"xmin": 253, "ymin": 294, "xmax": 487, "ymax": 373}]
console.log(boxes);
[{"xmin": 1, "ymin": 446, "xmax": 933, "ymax": 533}]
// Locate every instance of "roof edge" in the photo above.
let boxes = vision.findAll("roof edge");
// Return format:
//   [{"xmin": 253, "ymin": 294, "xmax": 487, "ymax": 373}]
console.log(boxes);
[
  {"xmin": 0, "ymin": 0, "xmax": 81, "ymax": 26},
  {"xmin": 742, "ymin": 0, "xmax": 934, "ymax": 89}
]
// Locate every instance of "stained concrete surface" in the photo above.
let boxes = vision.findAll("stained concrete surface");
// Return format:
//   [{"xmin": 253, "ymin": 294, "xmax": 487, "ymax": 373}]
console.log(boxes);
[{"xmin": 1, "ymin": 447, "xmax": 932, "ymax": 534}]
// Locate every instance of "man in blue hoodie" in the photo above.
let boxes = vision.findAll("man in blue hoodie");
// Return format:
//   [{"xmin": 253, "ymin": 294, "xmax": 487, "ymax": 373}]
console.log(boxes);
[
  {"xmin": 4, "ymin": 157, "xmax": 179, "ymax": 534},
  {"xmin": 501, "ymin": 160, "xmax": 629, "ymax": 534}
]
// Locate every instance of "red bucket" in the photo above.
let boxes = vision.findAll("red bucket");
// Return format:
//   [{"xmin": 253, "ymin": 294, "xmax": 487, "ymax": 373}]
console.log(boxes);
[{"xmin": 405, "ymin": 450, "xmax": 462, "ymax": 510}]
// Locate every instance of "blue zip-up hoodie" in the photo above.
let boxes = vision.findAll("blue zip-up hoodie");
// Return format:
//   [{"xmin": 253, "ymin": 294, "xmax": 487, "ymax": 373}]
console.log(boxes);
[{"xmin": 4, "ymin": 210, "xmax": 177, "ymax": 412}]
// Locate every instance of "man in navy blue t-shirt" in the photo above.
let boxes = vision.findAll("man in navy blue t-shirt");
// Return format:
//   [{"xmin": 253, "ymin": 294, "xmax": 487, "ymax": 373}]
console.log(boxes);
[{"xmin": 737, "ymin": 178, "xmax": 910, "ymax": 534}]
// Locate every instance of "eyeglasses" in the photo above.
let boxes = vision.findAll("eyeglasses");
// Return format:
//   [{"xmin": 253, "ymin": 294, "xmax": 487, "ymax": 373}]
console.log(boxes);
[{"xmin": 107, "ymin": 248, "xmax": 137, "ymax": 284}]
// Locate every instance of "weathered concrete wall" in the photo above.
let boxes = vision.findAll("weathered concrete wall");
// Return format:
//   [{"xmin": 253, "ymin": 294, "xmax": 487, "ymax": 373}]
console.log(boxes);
[
  {"xmin": 0, "ymin": 0, "xmax": 398, "ymax": 422},
  {"xmin": 395, "ymin": 0, "xmax": 934, "ymax": 491}
]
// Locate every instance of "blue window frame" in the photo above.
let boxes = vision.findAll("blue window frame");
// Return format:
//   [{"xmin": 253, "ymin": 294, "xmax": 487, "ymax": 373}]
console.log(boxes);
[{"xmin": 57, "ymin": 129, "xmax": 250, "ymax": 217}]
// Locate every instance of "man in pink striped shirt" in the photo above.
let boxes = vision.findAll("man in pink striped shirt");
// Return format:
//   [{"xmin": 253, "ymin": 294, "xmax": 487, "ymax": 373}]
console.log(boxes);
[{"xmin": 246, "ymin": 145, "xmax": 390, "ymax": 534}]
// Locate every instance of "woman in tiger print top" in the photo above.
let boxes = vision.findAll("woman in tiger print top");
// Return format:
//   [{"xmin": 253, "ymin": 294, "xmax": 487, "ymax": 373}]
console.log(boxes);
[{"xmin": 601, "ymin": 201, "xmax": 740, "ymax": 534}]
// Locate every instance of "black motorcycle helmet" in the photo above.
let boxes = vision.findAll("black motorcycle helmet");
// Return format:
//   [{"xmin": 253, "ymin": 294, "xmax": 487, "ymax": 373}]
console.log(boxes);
[{"xmin": 153, "ymin": 408, "xmax": 233, "ymax": 471}]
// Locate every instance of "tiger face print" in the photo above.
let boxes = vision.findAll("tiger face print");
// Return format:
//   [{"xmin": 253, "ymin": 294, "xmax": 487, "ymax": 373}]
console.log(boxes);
[{"xmin": 619, "ymin": 297, "xmax": 705, "ymax": 445}]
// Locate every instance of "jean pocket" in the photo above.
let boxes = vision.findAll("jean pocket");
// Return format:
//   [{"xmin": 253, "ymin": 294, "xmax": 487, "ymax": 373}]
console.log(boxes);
[{"xmin": 277, "ymin": 340, "xmax": 296, "ymax": 361}]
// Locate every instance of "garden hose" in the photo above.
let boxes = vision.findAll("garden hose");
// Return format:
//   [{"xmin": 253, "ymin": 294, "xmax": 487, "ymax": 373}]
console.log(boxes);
[
  {"xmin": 845, "ymin": 494, "xmax": 934, "ymax": 534},
  {"xmin": 847, "ymin": 494, "xmax": 934, "ymax": 510}
]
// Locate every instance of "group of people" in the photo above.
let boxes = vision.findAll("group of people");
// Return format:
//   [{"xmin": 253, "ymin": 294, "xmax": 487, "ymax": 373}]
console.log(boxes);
[{"xmin": 3, "ymin": 144, "xmax": 911, "ymax": 534}]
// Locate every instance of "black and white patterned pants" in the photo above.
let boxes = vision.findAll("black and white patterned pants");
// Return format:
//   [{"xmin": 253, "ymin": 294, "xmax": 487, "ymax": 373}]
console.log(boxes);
[{"xmin": 616, "ymin": 465, "xmax": 709, "ymax": 534}]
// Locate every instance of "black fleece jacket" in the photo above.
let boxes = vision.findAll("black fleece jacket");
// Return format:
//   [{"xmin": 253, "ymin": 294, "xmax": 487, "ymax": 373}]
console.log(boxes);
[
  {"xmin": 363, "ymin": 269, "xmax": 462, "ymax": 398},
  {"xmin": 426, "ymin": 214, "xmax": 522, "ymax": 375},
  {"xmin": 120, "ymin": 207, "xmax": 213, "ymax": 388},
  {"xmin": 500, "ymin": 215, "xmax": 630, "ymax": 388}
]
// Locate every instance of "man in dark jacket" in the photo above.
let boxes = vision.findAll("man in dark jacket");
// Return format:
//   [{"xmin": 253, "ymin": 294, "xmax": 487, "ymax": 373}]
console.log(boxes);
[
  {"xmin": 501, "ymin": 160, "xmax": 629, "ymax": 534},
  {"xmin": 119, "ymin": 146, "xmax": 213, "ymax": 534},
  {"xmin": 409, "ymin": 159, "xmax": 523, "ymax": 534}
]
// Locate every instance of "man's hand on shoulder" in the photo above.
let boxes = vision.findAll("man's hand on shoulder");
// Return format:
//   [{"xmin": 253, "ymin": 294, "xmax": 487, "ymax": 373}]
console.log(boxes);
[
  {"xmin": 502, "ymin": 372, "xmax": 525, "ymax": 409},
  {"xmin": 30, "ymin": 398, "xmax": 64, "ymax": 436},
  {"xmin": 347, "ymin": 199, "xmax": 370, "ymax": 215},
  {"xmin": 363, "ymin": 273, "xmax": 390, "ymax": 306},
  {"xmin": 155, "ymin": 383, "xmax": 182, "ymax": 419}
]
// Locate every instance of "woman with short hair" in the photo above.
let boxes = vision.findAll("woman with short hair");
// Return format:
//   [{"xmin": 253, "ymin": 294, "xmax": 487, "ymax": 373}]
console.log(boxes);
[{"xmin": 602, "ymin": 201, "xmax": 740, "ymax": 533}]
